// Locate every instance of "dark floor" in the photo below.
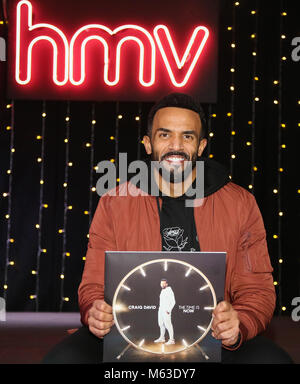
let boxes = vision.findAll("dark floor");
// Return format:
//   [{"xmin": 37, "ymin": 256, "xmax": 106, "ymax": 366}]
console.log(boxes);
[{"xmin": 0, "ymin": 313, "xmax": 299, "ymax": 364}]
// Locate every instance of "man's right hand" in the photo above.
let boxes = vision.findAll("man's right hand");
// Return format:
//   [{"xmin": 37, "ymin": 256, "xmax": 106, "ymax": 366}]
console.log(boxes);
[{"xmin": 87, "ymin": 299, "xmax": 114, "ymax": 339}]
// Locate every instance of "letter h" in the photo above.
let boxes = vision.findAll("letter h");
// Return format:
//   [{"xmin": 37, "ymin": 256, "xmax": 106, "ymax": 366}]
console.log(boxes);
[{"xmin": 15, "ymin": 0, "xmax": 68, "ymax": 85}]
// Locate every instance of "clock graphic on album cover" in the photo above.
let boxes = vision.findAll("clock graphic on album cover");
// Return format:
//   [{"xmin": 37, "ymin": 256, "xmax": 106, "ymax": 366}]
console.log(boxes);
[{"xmin": 112, "ymin": 258, "xmax": 217, "ymax": 355}]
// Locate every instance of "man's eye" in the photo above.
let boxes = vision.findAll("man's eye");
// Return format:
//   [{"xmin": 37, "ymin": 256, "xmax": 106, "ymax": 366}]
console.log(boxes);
[
  {"xmin": 159, "ymin": 133, "xmax": 169, "ymax": 138},
  {"xmin": 184, "ymin": 135, "xmax": 193, "ymax": 140}
]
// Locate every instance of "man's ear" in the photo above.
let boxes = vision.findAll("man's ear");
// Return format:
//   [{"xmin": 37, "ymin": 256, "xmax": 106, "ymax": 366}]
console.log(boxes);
[
  {"xmin": 143, "ymin": 135, "xmax": 152, "ymax": 155},
  {"xmin": 198, "ymin": 138, "xmax": 207, "ymax": 157}
]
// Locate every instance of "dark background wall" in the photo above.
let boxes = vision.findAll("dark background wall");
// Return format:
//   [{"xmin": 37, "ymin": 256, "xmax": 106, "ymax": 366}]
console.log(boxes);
[{"xmin": 0, "ymin": 0, "xmax": 299, "ymax": 316}]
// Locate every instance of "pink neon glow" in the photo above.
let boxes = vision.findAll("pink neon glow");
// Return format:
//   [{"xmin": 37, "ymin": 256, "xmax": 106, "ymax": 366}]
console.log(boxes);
[
  {"xmin": 16, "ymin": 0, "xmax": 69, "ymax": 86},
  {"xmin": 153, "ymin": 25, "xmax": 209, "ymax": 87},
  {"xmin": 14, "ymin": 1, "xmax": 210, "ymax": 88},
  {"xmin": 70, "ymin": 25, "xmax": 156, "ymax": 87}
]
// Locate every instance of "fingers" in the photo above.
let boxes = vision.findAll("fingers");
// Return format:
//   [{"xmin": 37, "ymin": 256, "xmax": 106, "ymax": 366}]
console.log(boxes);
[
  {"xmin": 88, "ymin": 300, "xmax": 114, "ymax": 339},
  {"xmin": 94, "ymin": 299, "xmax": 113, "ymax": 314},
  {"xmin": 211, "ymin": 301, "xmax": 240, "ymax": 345}
]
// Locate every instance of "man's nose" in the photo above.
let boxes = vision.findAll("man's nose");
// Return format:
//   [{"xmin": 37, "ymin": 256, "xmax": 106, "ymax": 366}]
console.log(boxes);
[{"xmin": 168, "ymin": 135, "xmax": 184, "ymax": 151}]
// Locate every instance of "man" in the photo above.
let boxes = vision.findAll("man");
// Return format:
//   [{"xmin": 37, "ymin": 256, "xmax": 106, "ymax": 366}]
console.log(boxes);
[
  {"xmin": 42, "ymin": 92, "xmax": 293, "ymax": 364},
  {"xmin": 154, "ymin": 279, "xmax": 176, "ymax": 345}
]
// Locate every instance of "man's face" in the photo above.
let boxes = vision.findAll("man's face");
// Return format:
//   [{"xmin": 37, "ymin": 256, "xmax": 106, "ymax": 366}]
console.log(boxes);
[
  {"xmin": 160, "ymin": 280, "xmax": 168, "ymax": 289},
  {"xmin": 143, "ymin": 107, "xmax": 207, "ymax": 183}
]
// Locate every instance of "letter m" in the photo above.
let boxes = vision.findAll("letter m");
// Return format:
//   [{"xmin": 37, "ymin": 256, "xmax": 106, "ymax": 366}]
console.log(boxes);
[
  {"xmin": 70, "ymin": 24, "xmax": 156, "ymax": 87},
  {"xmin": 15, "ymin": 0, "xmax": 68, "ymax": 85}
]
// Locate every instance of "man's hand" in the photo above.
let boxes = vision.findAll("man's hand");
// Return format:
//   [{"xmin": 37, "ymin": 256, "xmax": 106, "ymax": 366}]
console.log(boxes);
[
  {"xmin": 211, "ymin": 301, "xmax": 240, "ymax": 347},
  {"xmin": 87, "ymin": 299, "xmax": 114, "ymax": 339}
]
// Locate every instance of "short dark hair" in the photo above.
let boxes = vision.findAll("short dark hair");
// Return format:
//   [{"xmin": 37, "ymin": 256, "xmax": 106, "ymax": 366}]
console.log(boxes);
[
  {"xmin": 147, "ymin": 92, "xmax": 207, "ymax": 140},
  {"xmin": 161, "ymin": 278, "xmax": 168, "ymax": 284}
]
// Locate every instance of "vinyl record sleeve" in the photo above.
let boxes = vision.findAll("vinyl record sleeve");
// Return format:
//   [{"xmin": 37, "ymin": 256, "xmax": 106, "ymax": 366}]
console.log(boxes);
[{"xmin": 103, "ymin": 251, "xmax": 226, "ymax": 363}]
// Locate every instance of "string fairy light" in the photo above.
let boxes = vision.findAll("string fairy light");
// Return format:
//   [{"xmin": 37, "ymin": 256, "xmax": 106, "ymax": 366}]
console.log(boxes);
[
  {"xmin": 136, "ymin": 102, "xmax": 142, "ymax": 160},
  {"xmin": 228, "ymin": 0, "xmax": 238, "ymax": 177},
  {"xmin": 248, "ymin": 2, "xmax": 259, "ymax": 194},
  {"xmin": 115, "ymin": 101, "xmax": 120, "ymax": 171},
  {"xmin": 2, "ymin": 101, "xmax": 15, "ymax": 302},
  {"xmin": 59, "ymin": 101, "xmax": 71, "ymax": 310},
  {"xmin": 88, "ymin": 103, "xmax": 96, "ymax": 228},
  {"xmin": 30, "ymin": 101, "xmax": 47, "ymax": 310},
  {"xmin": 274, "ymin": 1, "xmax": 286, "ymax": 314}
]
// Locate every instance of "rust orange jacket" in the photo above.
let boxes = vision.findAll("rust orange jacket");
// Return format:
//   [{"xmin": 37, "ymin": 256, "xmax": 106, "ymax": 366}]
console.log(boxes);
[{"xmin": 78, "ymin": 177, "xmax": 276, "ymax": 347}]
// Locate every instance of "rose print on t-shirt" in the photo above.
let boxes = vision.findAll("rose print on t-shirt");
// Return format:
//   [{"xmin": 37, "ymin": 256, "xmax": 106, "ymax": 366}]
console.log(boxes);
[{"xmin": 162, "ymin": 227, "xmax": 188, "ymax": 251}]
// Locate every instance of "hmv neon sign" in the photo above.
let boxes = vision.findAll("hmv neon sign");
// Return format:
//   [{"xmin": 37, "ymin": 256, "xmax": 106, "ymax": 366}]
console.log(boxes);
[{"xmin": 15, "ymin": 0, "xmax": 209, "ymax": 89}]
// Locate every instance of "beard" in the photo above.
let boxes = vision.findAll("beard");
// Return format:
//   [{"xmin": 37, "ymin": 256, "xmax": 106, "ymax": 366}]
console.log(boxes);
[{"xmin": 151, "ymin": 149, "xmax": 198, "ymax": 184}]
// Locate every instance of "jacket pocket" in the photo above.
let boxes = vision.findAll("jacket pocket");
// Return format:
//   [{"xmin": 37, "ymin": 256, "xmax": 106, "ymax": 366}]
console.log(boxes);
[{"xmin": 239, "ymin": 231, "xmax": 273, "ymax": 273}]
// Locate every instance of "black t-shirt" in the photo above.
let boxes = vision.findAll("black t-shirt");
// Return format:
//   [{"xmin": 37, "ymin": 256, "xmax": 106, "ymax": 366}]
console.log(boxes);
[{"xmin": 156, "ymin": 196, "xmax": 200, "ymax": 252}]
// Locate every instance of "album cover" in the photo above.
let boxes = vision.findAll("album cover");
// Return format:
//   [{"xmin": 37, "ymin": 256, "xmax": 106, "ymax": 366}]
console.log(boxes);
[{"xmin": 103, "ymin": 251, "xmax": 226, "ymax": 363}]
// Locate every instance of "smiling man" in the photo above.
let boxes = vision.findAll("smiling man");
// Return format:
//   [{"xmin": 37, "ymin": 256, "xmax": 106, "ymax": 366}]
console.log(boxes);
[{"xmin": 42, "ymin": 93, "xmax": 293, "ymax": 364}]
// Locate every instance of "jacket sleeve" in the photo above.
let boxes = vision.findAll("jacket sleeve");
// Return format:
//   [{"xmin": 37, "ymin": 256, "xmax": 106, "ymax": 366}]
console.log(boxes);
[
  {"xmin": 229, "ymin": 191, "xmax": 276, "ymax": 349},
  {"xmin": 78, "ymin": 195, "xmax": 117, "ymax": 326}
]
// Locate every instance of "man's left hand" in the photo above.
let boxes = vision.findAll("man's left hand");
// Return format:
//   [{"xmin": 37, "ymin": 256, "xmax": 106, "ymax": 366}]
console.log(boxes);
[{"xmin": 211, "ymin": 301, "xmax": 240, "ymax": 347}]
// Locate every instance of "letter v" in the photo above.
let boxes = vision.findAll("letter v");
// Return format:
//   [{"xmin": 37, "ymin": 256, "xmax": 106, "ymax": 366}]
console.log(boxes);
[{"xmin": 153, "ymin": 25, "xmax": 209, "ymax": 87}]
